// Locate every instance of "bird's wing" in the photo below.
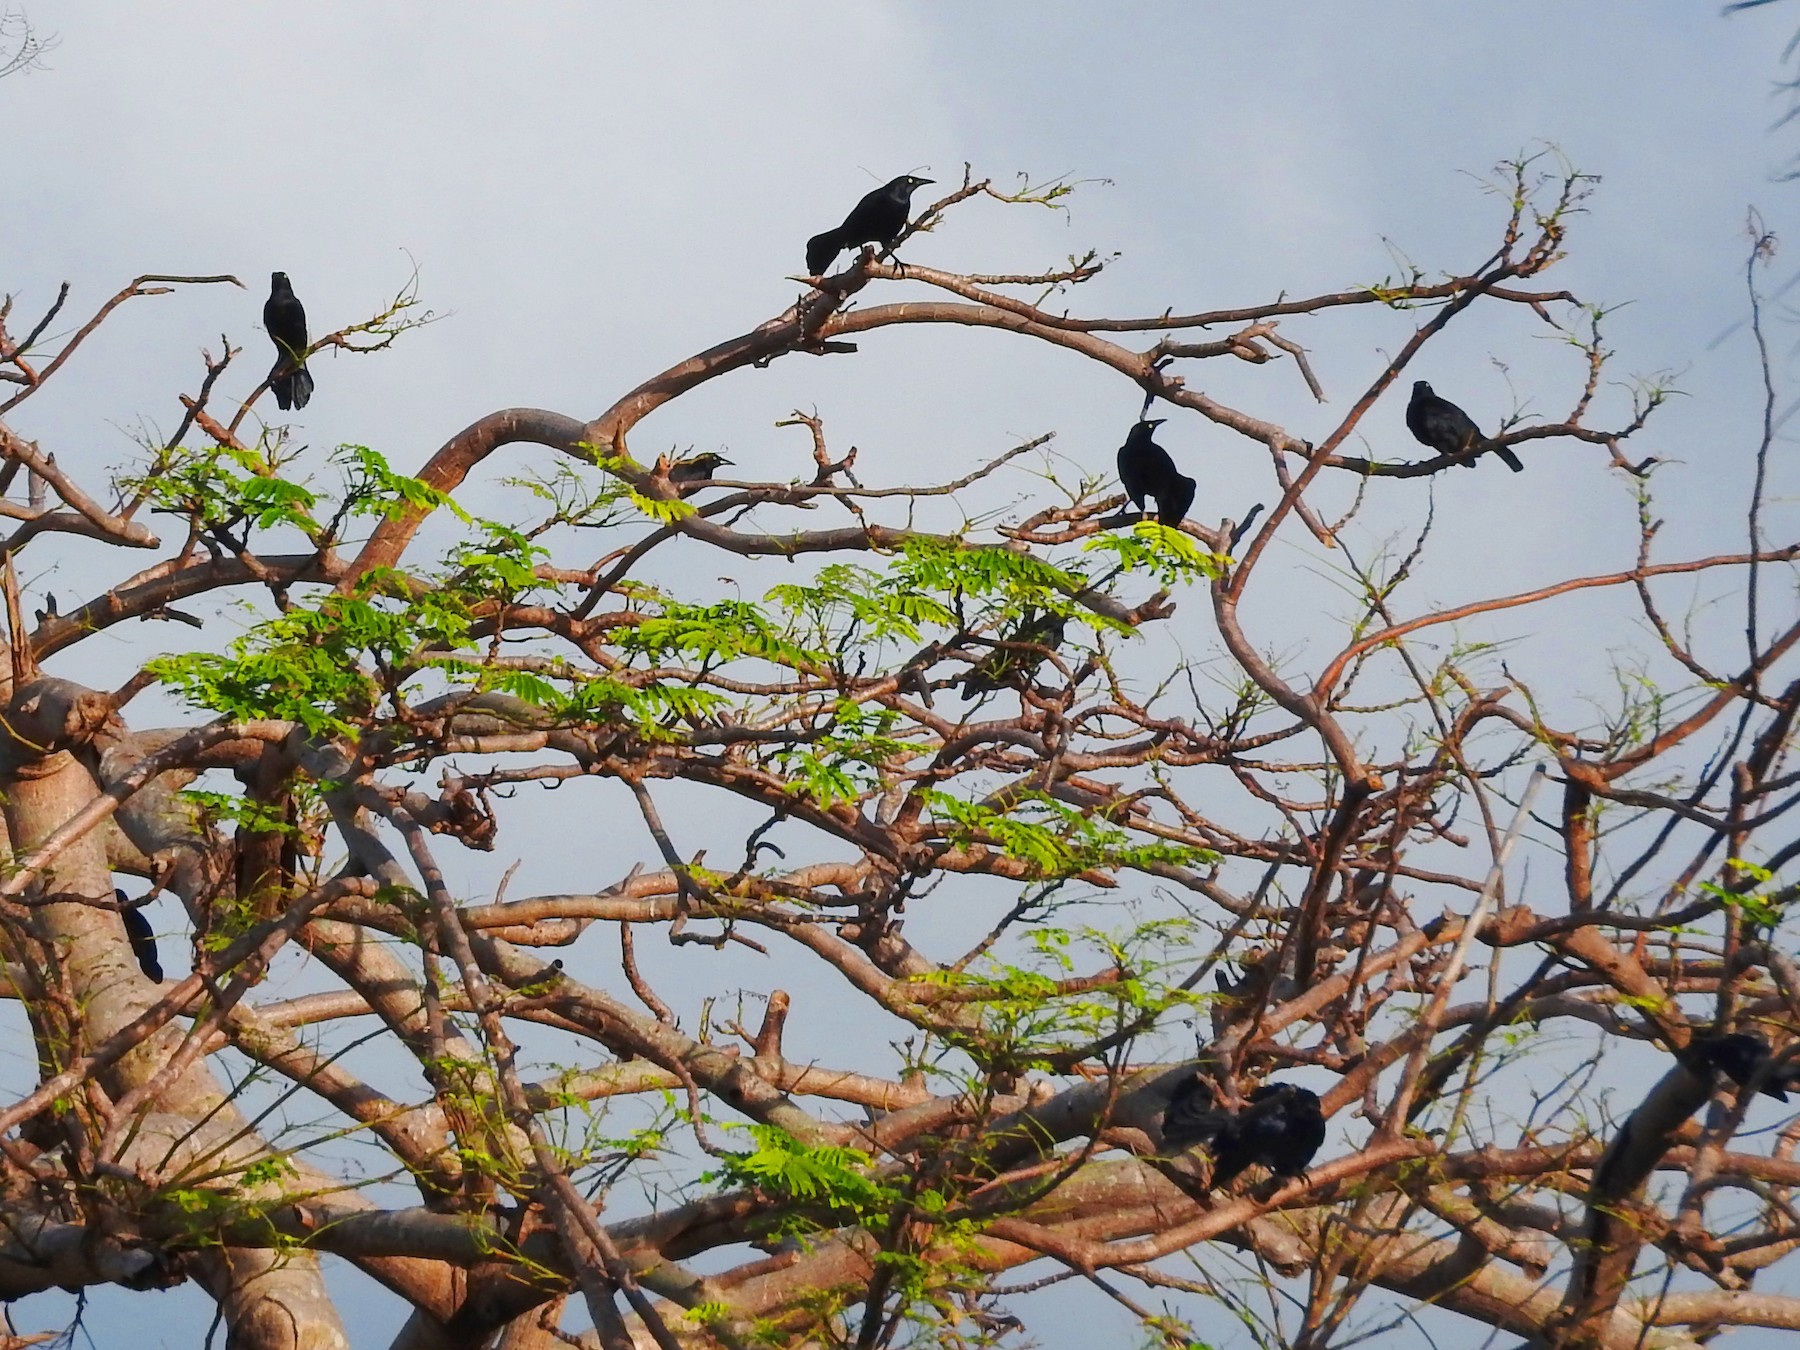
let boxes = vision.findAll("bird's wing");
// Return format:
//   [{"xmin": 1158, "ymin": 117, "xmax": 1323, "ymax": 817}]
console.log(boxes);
[
  {"xmin": 1162, "ymin": 474, "xmax": 1197, "ymax": 526},
  {"xmin": 1117, "ymin": 454, "xmax": 1148, "ymax": 508},
  {"xmin": 1295, "ymin": 1111, "xmax": 1327, "ymax": 1166},
  {"xmin": 1447, "ymin": 407, "xmax": 1483, "ymax": 449}
]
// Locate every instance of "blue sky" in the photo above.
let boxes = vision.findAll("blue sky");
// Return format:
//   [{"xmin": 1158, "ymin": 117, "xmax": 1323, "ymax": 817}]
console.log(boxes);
[{"xmin": 4, "ymin": 3, "xmax": 1800, "ymax": 1345}]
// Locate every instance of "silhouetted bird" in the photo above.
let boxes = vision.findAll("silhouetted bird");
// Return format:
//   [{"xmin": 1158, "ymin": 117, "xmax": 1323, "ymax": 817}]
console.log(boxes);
[
  {"xmin": 665, "ymin": 452, "xmax": 733, "ymax": 496},
  {"xmin": 1693, "ymin": 1030, "xmax": 1800, "ymax": 1102},
  {"xmin": 264, "ymin": 272, "xmax": 314, "ymax": 412},
  {"xmin": 959, "ymin": 611, "xmax": 1066, "ymax": 697},
  {"xmin": 1405, "ymin": 381, "xmax": 1522, "ymax": 472},
  {"xmin": 806, "ymin": 174, "xmax": 934, "ymax": 277},
  {"xmin": 1161, "ymin": 1073, "xmax": 1231, "ymax": 1151},
  {"xmin": 1117, "ymin": 419, "xmax": 1196, "ymax": 526},
  {"xmin": 117, "ymin": 889, "xmax": 163, "ymax": 983},
  {"xmin": 1592, "ymin": 1031, "xmax": 1797, "ymax": 1235},
  {"xmin": 1207, "ymin": 1083, "xmax": 1326, "ymax": 1189}
]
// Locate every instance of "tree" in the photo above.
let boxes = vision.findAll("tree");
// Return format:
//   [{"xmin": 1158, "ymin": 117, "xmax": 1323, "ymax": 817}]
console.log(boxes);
[
  {"xmin": 0, "ymin": 154, "xmax": 1795, "ymax": 1350},
  {"xmin": 0, "ymin": 6, "xmax": 52, "ymax": 82}
]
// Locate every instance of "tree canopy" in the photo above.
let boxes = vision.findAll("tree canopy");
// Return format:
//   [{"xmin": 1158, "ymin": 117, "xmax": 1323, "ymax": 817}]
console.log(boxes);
[{"xmin": 0, "ymin": 154, "xmax": 1796, "ymax": 1350}]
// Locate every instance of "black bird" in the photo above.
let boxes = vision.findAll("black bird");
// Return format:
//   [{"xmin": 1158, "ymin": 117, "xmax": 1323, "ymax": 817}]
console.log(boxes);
[
  {"xmin": 117, "ymin": 889, "xmax": 163, "ymax": 983},
  {"xmin": 1693, "ymin": 1030, "xmax": 1800, "ymax": 1102},
  {"xmin": 1405, "ymin": 381, "xmax": 1522, "ymax": 473},
  {"xmin": 1161, "ymin": 1073, "xmax": 1231, "ymax": 1151},
  {"xmin": 1590, "ymin": 1032, "xmax": 1799, "ymax": 1247},
  {"xmin": 806, "ymin": 174, "xmax": 935, "ymax": 277},
  {"xmin": 959, "ymin": 611, "xmax": 1066, "ymax": 697},
  {"xmin": 264, "ymin": 272, "xmax": 314, "ymax": 412},
  {"xmin": 1117, "ymin": 419, "xmax": 1196, "ymax": 526},
  {"xmin": 1206, "ymin": 1083, "xmax": 1326, "ymax": 1189},
  {"xmin": 665, "ymin": 452, "xmax": 733, "ymax": 496}
]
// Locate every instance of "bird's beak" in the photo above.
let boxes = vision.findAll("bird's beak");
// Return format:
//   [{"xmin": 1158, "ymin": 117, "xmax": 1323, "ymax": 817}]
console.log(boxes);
[
  {"xmin": 1147, "ymin": 418, "xmax": 1167, "ymax": 428},
  {"xmin": 917, "ymin": 178, "xmax": 935, "ymax": 185},
  {"xmin": 717, "ymin": 456, "xmax": 734, "ymax": 466}
]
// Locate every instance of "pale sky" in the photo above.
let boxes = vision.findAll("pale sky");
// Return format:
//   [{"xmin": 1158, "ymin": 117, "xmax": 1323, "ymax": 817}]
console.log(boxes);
[{"xmin": 4, "ymin": 4, "xmax": 1799, "ymax": 1346}]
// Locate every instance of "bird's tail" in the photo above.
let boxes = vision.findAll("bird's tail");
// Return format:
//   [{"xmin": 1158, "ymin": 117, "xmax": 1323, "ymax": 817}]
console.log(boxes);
[
  {"xmin": 118, "ymin": 895, "xmax": 163, "ymax": 983},
  {"xmin": 806, "ymin": 229, "xmax": 844, "ymax": 277},
  {"xmin": 269, "ymin": 361, "xmax": 314, "ymax": 412},
  {"xmin": 1489, "ymin": 441, "xmax": 1524, "ymax": 473}
]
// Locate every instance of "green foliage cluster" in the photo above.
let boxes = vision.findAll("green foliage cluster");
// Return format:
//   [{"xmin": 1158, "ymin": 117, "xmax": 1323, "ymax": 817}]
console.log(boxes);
[
  {"xmin": 928, "ymin": 791, "xmax": 1215, "ymax": 880},
  {"xmin": 141, "ymin": 451, "xmax": 1213, "ymax": 796},
  {"xmin": 711, "ymin": 1126, "xmax": 988, "ymax": 1321},
  {"xmin": 1701, "ymin": 858, "xmax": 1785, "ymax": 928},
  {"xmin": 1083, "ymin": 519, "xmax": 1229, "ymax": 585},
  {"xmin": 912, "ymin": 917, "xmax": 1208, "ymax": 1070},
  {"xmin": 717, "ymin": 1126, "xmax": 894, "ymax": 1218},
  {"xmin": 130, "ymin": 429, "xmax": 1239, "ymax": 1342}
]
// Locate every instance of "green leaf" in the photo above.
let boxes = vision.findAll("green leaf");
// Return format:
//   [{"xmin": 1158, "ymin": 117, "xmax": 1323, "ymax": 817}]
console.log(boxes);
[
  {"xmin": 1082, "ymin": 521, "xmax": 1228, "ymax": 583},
  {"xmin": 715, "ymin": 1126, "xmax": 894, "ymax": 1215}
]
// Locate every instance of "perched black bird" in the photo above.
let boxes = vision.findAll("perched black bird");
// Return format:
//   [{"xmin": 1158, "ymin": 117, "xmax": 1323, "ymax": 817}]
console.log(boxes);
[
  {"xmin": 959, "ymin": 611, "xmax": 1066, "ymax": 697},
  {"xmin": 1206, "ymin": 1083, "xmax": 1326, "ymax": 1190},
  {"xmin": 1693, "ymin": 1030, "xmax": 1800, "ymax": 1102},
  {"xmin": 665, "ymin": 452, "xmax": 733, "ymax": 496},
  {"xmin": 1161, "ymin": 1073, "xmax": 1231, "ymax": 1151},
  {"xmin": 116, "ymin": 889, "xmax": 163, "ymax": 983},
  {"xmin": 1405, "ymin": 381, "xmax": 1522, "ymax": 473},
  {"xmin": 1590, "ymin": 1031, "xmax": 1798, "ymax": 1258},
  {"xmin": 806, "ymin": 174, "xmax": 935, "ymax": 277},
  {"xmin": 264, "ymin": 271, "xmax": 314, "ymax": 412},
  {"xmin": 1117, "ymin": 419, "xmax": 1196, "ymax": 526}
]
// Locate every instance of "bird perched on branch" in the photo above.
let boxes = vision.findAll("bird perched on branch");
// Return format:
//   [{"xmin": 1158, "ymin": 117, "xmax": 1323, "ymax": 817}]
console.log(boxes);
[
  {"xmin": 806, "ymin": 174, "xmax": 934, "ymax": 277},
  {"xmin": 1405, "ymin": 381, "xmax": 1522, "ymax": 472},
  {"xmin": 264, "ymin": 272, "xmax": 314, "ymax": 412},
  {"xmin": 1692, "ymin": 1030, "xmax": 1800, "ymax": 1101},
  {"xmin": 1200, "ymin": 1082, "xmax": 1326, "ymax": 1189},
  {"xmin": 959, "ymin": 611, "xmax": 1066, "ymax": 697},
  {"xmin": 1586, "ymin": 1032, "xmax": 1792, "ymax": 1249},
  {"xmin": 665, "ymin": 452, "xmax": 733, "ymax": 496},
  {"xmin": 116, "ymin": 889, "xmax": 163, "ymax": 983},
  {"xmin": 1117, "ymin": 419, "xmax": 1196, "ymax": 526}
]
